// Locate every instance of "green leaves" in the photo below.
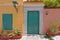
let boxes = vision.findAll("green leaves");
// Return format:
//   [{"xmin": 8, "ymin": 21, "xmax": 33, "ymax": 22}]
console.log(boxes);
[
  {"xmin": 14, "ymin": 28, "xmax": 22, "ymax": 36},
  {"xmin": 43, "ymin": 0, "xmax": 60, "ymax": 8},
  {"xmin": 45, "ymin": 33, "xmax": 54, "ymax": 40},
  {"xmin": 51, "ymin": 29, "xmax": 58, "ymax": 34},
  {"xmin": 56, "ymin": 0, "xmax": 60, "ymax": 7}
]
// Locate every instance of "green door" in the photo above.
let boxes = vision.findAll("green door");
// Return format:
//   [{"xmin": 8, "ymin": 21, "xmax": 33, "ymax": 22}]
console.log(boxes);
[
  {"xmin": 27, "ymin": 11, "xmax": 39, "ymax": 34},
  {"xmin": 2, "ymin": 14, "xmax": 13, "ymax": 30}
]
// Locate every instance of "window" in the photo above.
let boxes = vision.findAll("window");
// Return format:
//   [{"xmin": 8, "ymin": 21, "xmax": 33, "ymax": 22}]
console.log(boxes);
[{"xmin": 2, "ymin": 14, "xmax": 13, "ymax": 30}]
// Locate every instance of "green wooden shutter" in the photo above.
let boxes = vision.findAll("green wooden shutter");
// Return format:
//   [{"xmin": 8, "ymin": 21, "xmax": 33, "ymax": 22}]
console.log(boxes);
[{"xmin": 2, "ymin": 14, "xmax": 13, "ymax": 30}]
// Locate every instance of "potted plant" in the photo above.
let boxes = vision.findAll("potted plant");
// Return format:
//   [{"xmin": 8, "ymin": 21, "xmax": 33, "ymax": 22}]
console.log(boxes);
[
  {"xmin": 10, "ymin": 28, "xmax": 22, "ymax": 39},
  {"xmin": 45, "ymin": 32, "xmax": 54, "ymax": 40},
  {"xmin": 47, "ymin": 21, "xmax": 60, "ymax": 36},
  {"xmin": 47, "ymin": 29, "xmax": 58, "ymax": 36},
  {"xmin": 46, "ymin": 30, "xmax": 54, "ymax": 36},
  {"xmin": 56, "ymin": 26, "xmax": 60, "ymax": 35},
  {"xmin": 0, "ymin": 28, "xmax": 22, "ymax": 40}
]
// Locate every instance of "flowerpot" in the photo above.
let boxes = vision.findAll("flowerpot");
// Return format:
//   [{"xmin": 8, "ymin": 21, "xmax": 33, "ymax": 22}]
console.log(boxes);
[
  {"xmin": 10, "ymin": 36, "xmax": 22, "ymax": 39},
  {"xmin": 0, "ymin": 36, "xmax": 10, "ymax": 40},
  {"xmin": 0, "ymin": 36, "xmax": 2, "ymax": 39},
  {"xmin": 3, "ymin": 36, "xmax": 10, "ymax": 40},
  {"xmin": 57, "ymin": 31, "xmax": 60, "ymax": 35},
  {"xmin": 47, "ymin": 32, "xmax": 55, "ymax": 36},
  {"xmin": 6, "ymin": 36, "xmax": 11, "ymax": 39}
]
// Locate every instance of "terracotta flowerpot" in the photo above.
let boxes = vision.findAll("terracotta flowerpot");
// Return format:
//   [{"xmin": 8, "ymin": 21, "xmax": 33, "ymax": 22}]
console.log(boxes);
[
  {"xmin": 0, "ymin": 36, "xmax": 10, "ymax": 40},
  {"xmin": 6, "ymin": 36, "xmax": 11, "ymax": 38},
  {"xmin": 0, "ymin": 36, "xmax": 22, "ymax": 40},
  {"xmin": 0, "ymin": 36, "xmax": 2, "ymax": 39},
  {"xmin": 10, "ymin": 36, "xmax": 22, "ymax": 39},
  {"xmin": 47, "ymin": 32, "xmax": 55, "ymax": 36},
  {"xmin": 57, "ymin": 31, "xmax": 60, "ymax": 35}
]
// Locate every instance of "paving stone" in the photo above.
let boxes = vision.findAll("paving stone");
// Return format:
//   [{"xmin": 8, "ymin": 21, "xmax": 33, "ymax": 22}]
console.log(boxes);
[{"xmin": 19, "ymin": 35, "xmax": 60, "ymax": 40}]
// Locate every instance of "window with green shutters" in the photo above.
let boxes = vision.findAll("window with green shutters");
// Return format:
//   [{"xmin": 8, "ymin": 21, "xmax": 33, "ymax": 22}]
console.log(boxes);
[{"xmin": 2, "ymin": 14, "xmax": 13, "ymax": 30}]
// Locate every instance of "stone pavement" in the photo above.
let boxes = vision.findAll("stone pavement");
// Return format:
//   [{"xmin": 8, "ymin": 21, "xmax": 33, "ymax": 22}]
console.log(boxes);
[{"xmin": 20, "ymin": 35, "xmax": 60, "ymax": 40}]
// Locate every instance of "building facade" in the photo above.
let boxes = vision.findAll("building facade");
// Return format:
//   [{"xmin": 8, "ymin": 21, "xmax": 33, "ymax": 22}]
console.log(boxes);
[
  {"xmin": 0, "ymin": 0, "xmax": 24, "ymax": 35},
  {"xmin": 0, "ymin": 0, "xmax": 45, "ymax": 35}
]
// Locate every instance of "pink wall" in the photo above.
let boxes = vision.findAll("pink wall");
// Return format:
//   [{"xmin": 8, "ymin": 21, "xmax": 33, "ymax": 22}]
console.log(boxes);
[{"xmin": 43, "ymin": 8, "xmax": 60, "ymax": 33}]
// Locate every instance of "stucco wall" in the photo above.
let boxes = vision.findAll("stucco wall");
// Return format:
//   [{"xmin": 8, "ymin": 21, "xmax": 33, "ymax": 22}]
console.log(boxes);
[
  {"xmin": 0, "ymin": 0, "xmax": 23, "ymax": 4},
  {"xmin": 0, "ymin": 6, "xmax": 24, "ymax": 34},
  {"xmin": 0, "ymin": 0, "xmax": 24, "ymax": 35},
  {"xmin": 0, "ymin": 6, "xmax": 24, "ymax": 35},
  {"xmin": 43, "ymin": 8, "xmax": 60, "ymax": 33}
]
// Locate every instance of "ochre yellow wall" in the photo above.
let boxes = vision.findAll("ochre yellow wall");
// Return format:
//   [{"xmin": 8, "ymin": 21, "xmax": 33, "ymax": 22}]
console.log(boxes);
[
  {"xmin": 0, "ymin": 0, "xmax": 24, "ymax": 35},
  {"xmin": 0, "ymin": 0, "xmax": 23, "ymax": 4}
]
